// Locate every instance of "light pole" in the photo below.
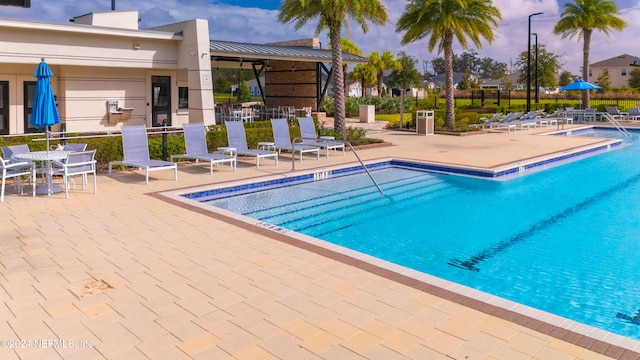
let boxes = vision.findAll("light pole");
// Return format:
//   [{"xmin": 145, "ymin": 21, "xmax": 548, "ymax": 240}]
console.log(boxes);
[
  {"xmin": 527, "ymin": 12, "xmax": 543, "ymax": 113},
  {"xmin": 531, "ymin": 32, "xmax": 539, "ymax": 105}
]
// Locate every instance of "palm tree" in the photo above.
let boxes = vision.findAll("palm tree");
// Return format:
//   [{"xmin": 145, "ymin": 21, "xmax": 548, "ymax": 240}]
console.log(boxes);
[
  {"xmin": 396, "ymin": 0, "xmax": 501, "ymax": 128},
  {"xmin": 278, "ymin": 0, "xmax": 388, "ymax": 139},
  {"xmin": 367, "ymin": 50, "xmax": 399, "ymax": 97},
  {"xmin": 339, "ymin": 38, "xmax": 361, "ymax": 96},
  {"xmin": 351, "ymin": 63, "xmax": 376, "ymax": 97},
  {"xmin": 553, "ymin": 0, "xmax": 626, "ymax": 109}
]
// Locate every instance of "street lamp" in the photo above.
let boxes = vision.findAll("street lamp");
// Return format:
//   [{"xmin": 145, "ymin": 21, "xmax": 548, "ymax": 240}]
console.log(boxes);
[
  {"xmin": 531, "ymin": 32, "xmax": 539, "ymax": 104},
  {"xmin": 527, "ymin": 12, "xmax": 543, "ymax": 112}
]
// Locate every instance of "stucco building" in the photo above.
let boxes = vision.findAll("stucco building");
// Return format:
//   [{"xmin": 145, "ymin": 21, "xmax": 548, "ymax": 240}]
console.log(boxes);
[{"xmin": 0, "ymin": 10, "xmax": 366, "ymax": 136}]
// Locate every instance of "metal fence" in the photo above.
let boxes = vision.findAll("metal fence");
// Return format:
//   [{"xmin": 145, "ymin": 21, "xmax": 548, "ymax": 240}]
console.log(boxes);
[{"xmin": 468, "ymin": 90, "xmax": 640, "ymax": 110}]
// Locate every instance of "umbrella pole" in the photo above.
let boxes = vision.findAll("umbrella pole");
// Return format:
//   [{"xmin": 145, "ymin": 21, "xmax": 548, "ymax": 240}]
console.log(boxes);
[{"xmin": 45, "ymin": 127, "xmax": 50, "ymax": 153}]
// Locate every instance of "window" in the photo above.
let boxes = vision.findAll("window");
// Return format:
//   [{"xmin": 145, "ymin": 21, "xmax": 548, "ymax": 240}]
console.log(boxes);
[
  {"xmin": 178, "ymin": 87, "xmax": 188, "ymax": 109},
  {"xmin": 589, "ymin": 69, "xmax": 592, "ymax": 77},
  {"xmin": 622, "ymin": 67, "xmax": 627, "ymax": 76}
]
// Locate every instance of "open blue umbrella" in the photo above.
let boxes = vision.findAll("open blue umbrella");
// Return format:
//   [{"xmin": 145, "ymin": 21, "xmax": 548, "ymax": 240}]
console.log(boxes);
[
  {"xmin": 560, "ymin": 79, "xmax": 602, "ymax": 91},
  {"xmin": 31, "ymin": 58, "xmax": 60, "ymax": 151}
]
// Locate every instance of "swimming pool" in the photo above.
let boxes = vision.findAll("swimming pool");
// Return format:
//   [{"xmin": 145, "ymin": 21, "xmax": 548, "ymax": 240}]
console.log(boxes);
[{"xmin": 176, "ymin": 127, "xmax": 640, "ymax": 345}]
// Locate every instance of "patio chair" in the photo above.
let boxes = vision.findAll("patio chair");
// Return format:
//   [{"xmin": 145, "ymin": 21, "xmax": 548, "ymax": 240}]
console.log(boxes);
[
  {"xmin": 489, "ymin": 112, "xmax": 520, "ymax": 132},
  {"xmin": 298, "ymin": 117, "xmax": 345, "ymax": 157},
  {"xmin": 2, "ymin": 144, "xmax": 31, "ymax": 164},
  {"xmin": 225, "ymin": 121, "xmax": 278, "ymax": 168},
  {"xmin": 605, "ymin": 106, "xmax": 626, "ymax": 120},
  {"xmin": 62, "ymin": 143, "xmax": 87, "ymax": 152},
  {"xmin": 627, "ymin": 107, "xmax": 640, "ymax": 120},
  {"xmin": 583, "ymin": 108, "xmax": 597, "ymax": 122},
  {"xmin": 52, "ymin": 150, "xmax": 97, "ymax": 199},
  {"xmin": 470, "ymin": 113, "xmax": 502, "ymax": 129},
  {"xmin": 171, "ymin": 123, "xmax": 236, "ymax": 174},
  {"xmin": 2, "ymin": 144, "xmax": 47, "ymax": 182},
  {"xmin": 271, "ymin": 118, "xmax": 320, "ymax": 162},
  {"xmin": 108, "ymin": 125, "xmax": 178, "ymax": 184},
  {"xmin": 1, "ymin": 156, "xmax": 36, "ymax": 202},
  {"xmin": 513, "ymin": 110, "xmax": 545, "ymax": 129}
]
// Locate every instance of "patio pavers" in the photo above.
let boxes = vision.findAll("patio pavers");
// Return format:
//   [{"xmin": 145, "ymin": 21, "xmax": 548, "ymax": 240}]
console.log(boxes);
[{"xmin": 0, "ymin": 121, "xmax": 635, "ymax": 359}]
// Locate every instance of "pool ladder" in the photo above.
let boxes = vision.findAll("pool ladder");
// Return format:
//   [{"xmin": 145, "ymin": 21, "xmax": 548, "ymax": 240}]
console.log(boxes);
[
  {"xmin": 601, "ymin": 113, "xmax": 632, "ymax": 138},
  {"xmin": 291, "ymin": 137, "xmax": 384, "ymax": 196}
]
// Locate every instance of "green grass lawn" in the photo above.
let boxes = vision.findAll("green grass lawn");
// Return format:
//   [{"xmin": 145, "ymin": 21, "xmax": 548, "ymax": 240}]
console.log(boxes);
[{"xmin": 374, "ymin": 113, "xmax": 412, "ymax": 127}]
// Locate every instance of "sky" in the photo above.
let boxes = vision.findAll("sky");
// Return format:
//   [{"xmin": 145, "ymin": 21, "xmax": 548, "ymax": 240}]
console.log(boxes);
[{"xmin": 0, "ymin": 0, "xmax": 638, "ymax": 75}]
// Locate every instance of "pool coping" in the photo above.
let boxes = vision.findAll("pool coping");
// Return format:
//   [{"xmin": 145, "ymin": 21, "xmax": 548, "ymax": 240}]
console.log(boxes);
[{"xmin": 152, "ymin": 141, "xmax": 640, "ymax": 358}]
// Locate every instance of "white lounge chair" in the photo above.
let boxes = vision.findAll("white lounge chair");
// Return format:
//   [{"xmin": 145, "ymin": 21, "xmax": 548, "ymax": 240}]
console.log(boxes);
[
  {"xmin": 298, "ymin": 117, "xmax": 345, "ymax": 157},
  {"xmin": 108, "ymin": 125, "xmax": 178, "ymax": 184},
  {"xmin": 627, "ymin": 107, "xmax": 640, "ymax": 120},
  {"xmin": 605, "ymin": 106, "xmax": 626, "ymax": 120},
  {"xmin": 271, "ymin": 118, "xmax": 320, "ymax": 162},
  {"xmin": 225, "ymin": 121, "xmax": 278, "ymax": 168},
  {"xmin": 470, "ymin": 113, "xmax": 502, "ymax": 129},
  {"xmin": 171, "ymin": 123, "xmax": 236, "ymax": 174},
  {"xmin": 489, "ymin": 112, "xmax": 520, "ymax": 132}
]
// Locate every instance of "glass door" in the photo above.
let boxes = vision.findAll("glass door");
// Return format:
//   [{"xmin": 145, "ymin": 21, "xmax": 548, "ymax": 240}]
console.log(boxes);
[
  {"xmin": 151, "ymin": 76, "xmax": 171, "ymax": 127},
  {"xmin": 23, "ymin": 81, "xmax": 38, "ymax": 133}
]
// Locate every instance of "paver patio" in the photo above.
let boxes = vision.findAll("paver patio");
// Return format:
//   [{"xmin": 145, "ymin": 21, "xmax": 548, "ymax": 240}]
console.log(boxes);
[{"xmin": 0, "ymin": 119, "xmax": 636, "ymax": 359}]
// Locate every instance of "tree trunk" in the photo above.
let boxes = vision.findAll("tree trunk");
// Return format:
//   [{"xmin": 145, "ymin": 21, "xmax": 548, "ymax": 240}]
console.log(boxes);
[
  {"xmin": 443, "ymin": 30, "xmax": 455, "ymax": 128},
  {"xmin": 343, "ymin": 64, "xmax": 349, "ymax": 97},
  {"xmin": 378, "ymin": 72, "xmax": 383, "ymax": 97},
  {"xmin": 329, "ymin": 25, "xmax": 347, "ymax": 140},
  {"xmin": 582, "ymin": 29, "xmax": 591, "ymax": 110}
]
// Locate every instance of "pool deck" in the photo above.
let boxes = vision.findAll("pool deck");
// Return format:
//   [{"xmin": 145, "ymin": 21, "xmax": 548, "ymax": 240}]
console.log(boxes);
[{"xmin": 1, "ymin": 120, "xmax": 638, "ymax": 359}]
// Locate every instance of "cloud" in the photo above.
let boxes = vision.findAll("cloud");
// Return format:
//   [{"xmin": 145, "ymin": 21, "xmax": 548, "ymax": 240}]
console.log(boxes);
[{"xmin": 0, "ymin": 0, "xmax": 637, "ymax": 75}]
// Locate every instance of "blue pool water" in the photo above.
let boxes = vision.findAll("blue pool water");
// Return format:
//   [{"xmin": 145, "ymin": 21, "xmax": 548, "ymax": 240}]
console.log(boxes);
[{"xmin": 203, "ymin": 128, "xmax": 640, "ymax": 340}]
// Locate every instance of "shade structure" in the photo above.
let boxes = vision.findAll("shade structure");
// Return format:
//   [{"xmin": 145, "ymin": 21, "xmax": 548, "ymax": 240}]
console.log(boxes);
[
  {"xmin": 31, "ymin": 58, "xmax": 60, "ymax": 151},
  {"xmin": 560, "ymin": 79, "xmax": 601, "ymax": 91}
]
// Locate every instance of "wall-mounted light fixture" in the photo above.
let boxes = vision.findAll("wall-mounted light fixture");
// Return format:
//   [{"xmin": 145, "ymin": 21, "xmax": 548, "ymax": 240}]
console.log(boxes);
[
  {"xmin": 291, "ymin": 61, "xmax": 296, "ymax": 71},
  {"xmin": 133, "ymin": 42, "xmax": 141, "ymax": 49},
  {"xmin": 201, "ymin": 52, "xmax": 209, "ymax": 58},
  {"xmin": 264, "ymin": 60, "xmax": 272, "ymax": 71}
]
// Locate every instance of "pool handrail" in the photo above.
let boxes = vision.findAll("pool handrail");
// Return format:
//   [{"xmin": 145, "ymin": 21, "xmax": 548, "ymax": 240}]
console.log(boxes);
[
  {"xmin": 600, "ymin": 112, "xmax": 632, "ymax": 138},
  {"xmin": 291, "ymin": 136, "xmax": 384, "ymax": 196}
]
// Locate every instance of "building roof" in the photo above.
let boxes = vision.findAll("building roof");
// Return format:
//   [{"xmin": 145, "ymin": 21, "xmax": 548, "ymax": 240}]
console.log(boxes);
[
  {"xmin": 209, "ymin": 39, "xmax": 367, "ymax": 67},
  {"xmin": 590, "ymin": 54, "xmax": 639, "ymax": 67},
  {"xmin": 0, "ymin": 16, "xmax": 181, "ymax": 40}
]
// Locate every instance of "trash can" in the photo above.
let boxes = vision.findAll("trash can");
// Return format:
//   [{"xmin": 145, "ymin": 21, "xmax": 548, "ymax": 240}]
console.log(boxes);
[
  {"xmin": 416, "ymin": 110, "xmax": 434, "ymax": 135},
  {"xmin": 359, "ymin": 105, "xmax": 375, "ymax": 123}
]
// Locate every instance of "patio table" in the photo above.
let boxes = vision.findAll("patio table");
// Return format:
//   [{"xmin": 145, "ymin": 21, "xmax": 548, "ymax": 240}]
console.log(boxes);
[{"xmin": 14, "ymin": 150, "xmax": 68, "ymax": 195}]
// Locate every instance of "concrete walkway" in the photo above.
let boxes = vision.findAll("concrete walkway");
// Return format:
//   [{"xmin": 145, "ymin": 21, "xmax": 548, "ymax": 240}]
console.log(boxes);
[{"xmin": 0, "ymin": 121, "xmax": 633, "ymax": 359}]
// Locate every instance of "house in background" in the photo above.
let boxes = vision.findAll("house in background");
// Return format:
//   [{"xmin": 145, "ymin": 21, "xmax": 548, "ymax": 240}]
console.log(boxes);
[
  {"xmin": 480, "ymin": 72, "xmax": 525, "ymax": 91},
  {"xmin": 245, "ymin": 77, "xmax": 265, "ymax": 97},
  {"xmin": 429, "ymin": 72, "xmax": 475, "ymax": 89},
  {"xmin": 589, "ymin": 54, "xmax": 638, "ymax": 88}
]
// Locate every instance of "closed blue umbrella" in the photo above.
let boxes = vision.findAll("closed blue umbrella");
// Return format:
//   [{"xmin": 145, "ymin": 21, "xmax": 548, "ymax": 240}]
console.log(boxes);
[
  {"xmin": 31, "ymin": 58, "xmax": 60, "ymax": 151},
  {"xmin": 560, "ymin": 79, "xmax": 601, "ymax": 91}
]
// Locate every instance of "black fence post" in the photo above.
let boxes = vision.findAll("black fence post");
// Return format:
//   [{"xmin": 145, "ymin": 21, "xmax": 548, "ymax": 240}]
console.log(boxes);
[{"xmin": 162, "ymin": 120, "xmax": 168, "ymax": 161}]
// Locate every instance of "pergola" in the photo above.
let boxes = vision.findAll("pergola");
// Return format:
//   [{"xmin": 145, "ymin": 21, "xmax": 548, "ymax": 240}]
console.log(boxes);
[{"xmin": 209, "ymin": 39, "xmax": 367, "ymax": 109}]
